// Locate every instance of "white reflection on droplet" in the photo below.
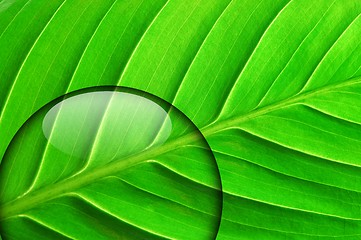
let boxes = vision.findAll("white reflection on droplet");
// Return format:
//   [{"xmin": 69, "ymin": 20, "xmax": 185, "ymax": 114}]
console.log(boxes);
[{"xmin": 42, "ymin": 91, "xmax": 172, "ymax": 164}]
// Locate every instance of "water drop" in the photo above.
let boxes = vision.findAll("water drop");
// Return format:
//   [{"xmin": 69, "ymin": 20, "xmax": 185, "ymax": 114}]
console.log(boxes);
[{"xmin": 0, "ymin": 87, "xmax": 222, "ymax": 240}]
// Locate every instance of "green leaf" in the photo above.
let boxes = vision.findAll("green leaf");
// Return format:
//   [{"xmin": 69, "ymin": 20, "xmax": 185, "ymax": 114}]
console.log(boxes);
[{"xmin": 1, "ymin": 0, "xmax": 361, "ymax": 239}]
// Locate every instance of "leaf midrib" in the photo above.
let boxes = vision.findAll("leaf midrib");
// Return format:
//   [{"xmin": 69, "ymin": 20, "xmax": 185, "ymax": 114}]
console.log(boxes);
[
  {"xmin": 1, "ymin": 75, "xmax": 360, "ymax": 220},
  {"xmin": 0, "ymin": 129, "xmax": 200, "ymax": 219},
  {"xmin": 203, "ymin": 76, "xmax": 361, "ymax": 135}
]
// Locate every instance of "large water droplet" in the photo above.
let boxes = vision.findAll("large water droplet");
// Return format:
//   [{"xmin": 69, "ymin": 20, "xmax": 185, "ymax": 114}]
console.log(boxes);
[{"xmin": 0, "ymin": 87, "xmax": 222, "ymax": 239}]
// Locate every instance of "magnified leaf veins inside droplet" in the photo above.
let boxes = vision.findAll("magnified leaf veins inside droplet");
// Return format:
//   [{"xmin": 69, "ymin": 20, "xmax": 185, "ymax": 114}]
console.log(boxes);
[{"xmin": 0, "ymin": 87, "xmax": 222, "ymax": 240}]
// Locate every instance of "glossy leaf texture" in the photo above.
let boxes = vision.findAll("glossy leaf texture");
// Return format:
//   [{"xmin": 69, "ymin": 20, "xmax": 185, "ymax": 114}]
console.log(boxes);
[{"xmin": 1, "ymin": 0, "xmax": 361, "ymax": 239}]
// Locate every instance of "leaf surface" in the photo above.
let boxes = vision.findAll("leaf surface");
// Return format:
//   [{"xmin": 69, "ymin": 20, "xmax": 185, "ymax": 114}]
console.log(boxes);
[{"xmin": 1, "ymin": 0, "xmax": 361, "ymax": 239}]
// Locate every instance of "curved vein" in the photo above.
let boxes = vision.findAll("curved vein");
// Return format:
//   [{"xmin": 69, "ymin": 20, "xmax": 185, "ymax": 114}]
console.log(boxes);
[{"xmin": 0, "ymin": 0, "xmax": 67, "ymax": 122}]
